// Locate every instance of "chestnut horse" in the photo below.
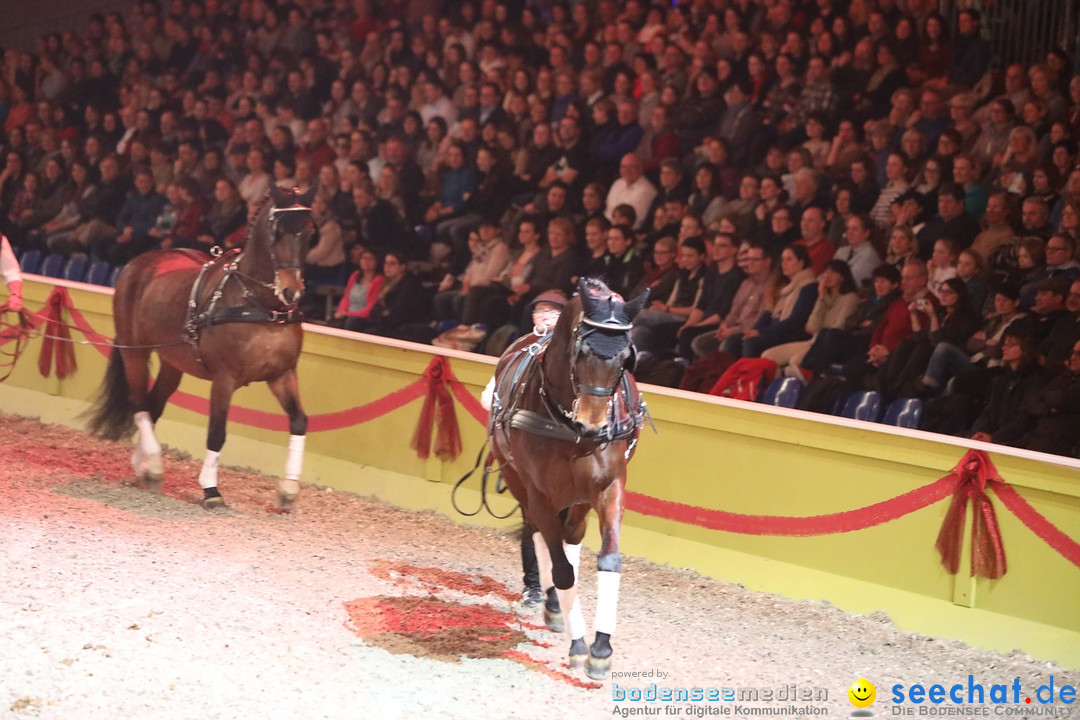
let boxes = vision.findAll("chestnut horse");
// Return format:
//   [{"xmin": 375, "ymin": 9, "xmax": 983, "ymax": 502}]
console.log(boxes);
[
  {"xmin": 88, "ymin": 185, "xmax": 317, "ymax": 509},
  {"xmin": 488, "ymin": 278, "xmax": 648, "ymax": 679}
]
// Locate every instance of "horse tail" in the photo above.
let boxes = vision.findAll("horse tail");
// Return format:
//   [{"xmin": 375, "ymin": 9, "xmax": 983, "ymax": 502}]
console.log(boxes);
[{"xmin": 85, "ymin": 346, "xmax": 136, "ymax": 440}]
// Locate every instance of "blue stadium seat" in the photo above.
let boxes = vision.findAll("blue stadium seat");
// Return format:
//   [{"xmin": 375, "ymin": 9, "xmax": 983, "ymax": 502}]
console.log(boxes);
[
  {"xmin": 85, "ymin": 261, "xmax": 111, "ymax": 286},
  {"xmin": 39, "ymin": 253, "xmax": 65, "ymax": 278},
  {"xmin": 882, "ymin": 398, "xmax": 923, "ymax": 429},
  {"xmin": 108, "ymin": 265, "xmax": 125, "ymax": 287},
  {"xmin": 19, "ymin": 249, "xmax": 42, "ymax": 274},
  {"xmin": 63, "ymin": 256, "xmax": 88, "ymax": 283},
  {"xmin": 759, "ymin": 376, "xmax": 802, "ymax": 408},
  {"xmin": 841, "ymin": 390, "xmax": 884, "ymax": 422}
]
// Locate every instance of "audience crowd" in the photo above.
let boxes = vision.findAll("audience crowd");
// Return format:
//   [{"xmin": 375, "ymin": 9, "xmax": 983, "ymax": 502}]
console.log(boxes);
[{"xmin": 1, "ymin": 0, "xmax": 1079, "ymax": 456}]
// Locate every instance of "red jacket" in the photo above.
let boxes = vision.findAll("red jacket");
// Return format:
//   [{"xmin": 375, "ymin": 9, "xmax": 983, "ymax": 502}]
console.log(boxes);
[{"xmin": 870, "ymin": 293, "xmax": 936, "ymax": 351}]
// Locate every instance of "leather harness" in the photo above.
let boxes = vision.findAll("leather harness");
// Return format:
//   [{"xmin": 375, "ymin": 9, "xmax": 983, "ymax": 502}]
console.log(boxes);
[{"xmin": 489, "ymin": 328, "xmax": 651, "ymax": 460}]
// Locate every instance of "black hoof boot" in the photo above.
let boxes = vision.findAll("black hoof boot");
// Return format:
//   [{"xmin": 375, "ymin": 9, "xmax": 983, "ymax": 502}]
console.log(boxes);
[
  {"xmin": 201, "ymin": 487, "xmax": 226, "ymax": 510},
  {"xmin": 568, "ymin": 637, "xmax": 588, "ymax": 669},
  {"xmin": 586, "ymin": 631, "xmax": 613, "ymax": 680},
  {"xmin": 543, "ymin": 587, "xmax": 563, "ymax": 632}
]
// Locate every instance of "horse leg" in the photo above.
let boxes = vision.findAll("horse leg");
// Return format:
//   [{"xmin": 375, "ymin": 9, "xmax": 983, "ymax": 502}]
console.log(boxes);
[
  {"xmin": 531, "ymin": 531, "xmax": 563, "ymax": 632},
  {"xmin": 267, "ymin": 370, "xmax": 307, "ymax": 510},
  {"xmin": 554, "ymin": 541, "xmax": 589, "ymax": 670},
  {"xmin": 134, "ymin": 363, "xmax": 183, "ymax": 493},
  {"xmin": 199, "ymin": 378, "xmax": 236, "ymax": 509},
  {"xmin": 530, "ymin": 504, "xmax": 589, "ymax": 668},
  {"xmin": 122, "ymin": 350, "xmax": 164, "ymax": 491},
  {"xmin": 586, "ymin": 481, "xmax": 626, "ymax": 681}
]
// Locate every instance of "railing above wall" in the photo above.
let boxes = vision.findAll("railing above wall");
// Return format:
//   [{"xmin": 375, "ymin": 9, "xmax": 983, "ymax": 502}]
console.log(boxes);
[
  {"xmin": 0, "ymin": 0, "xmax": 128, "ymax": 53},
  {"xmin": 941, "ymin": 0, "xmax": 1080, "ymax": 70}
]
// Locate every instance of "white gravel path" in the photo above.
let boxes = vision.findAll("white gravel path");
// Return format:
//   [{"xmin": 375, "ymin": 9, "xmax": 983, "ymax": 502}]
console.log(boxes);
[{"xmin": 0, "ymin": 413, "xmax": 1075, "ymax": 720}]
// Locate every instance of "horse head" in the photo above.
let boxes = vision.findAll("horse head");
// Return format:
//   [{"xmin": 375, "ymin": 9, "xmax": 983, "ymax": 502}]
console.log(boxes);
[
  {"xmin": 258, "ymin": 184, "xmax": 318, "ymax": 306},
  {"xmin": 559, "ymin": 278, "xmax": 648, "ymax": 435}
]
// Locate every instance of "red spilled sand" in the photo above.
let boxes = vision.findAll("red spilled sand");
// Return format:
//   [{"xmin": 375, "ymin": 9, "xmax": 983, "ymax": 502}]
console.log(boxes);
[
  {"xmin": 369, "ymin": 559, "xmax": 519, "ymax": 602},
  {"xmin": 345, "ymin": 562, "xmax": 602, "ymax": 690}
]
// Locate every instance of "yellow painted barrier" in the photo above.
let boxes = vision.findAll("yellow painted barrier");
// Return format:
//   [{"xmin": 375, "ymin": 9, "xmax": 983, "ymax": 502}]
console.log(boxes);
[{"xmin": 3, "ymin": 277, "xmax": 1079, "ymax": 669}]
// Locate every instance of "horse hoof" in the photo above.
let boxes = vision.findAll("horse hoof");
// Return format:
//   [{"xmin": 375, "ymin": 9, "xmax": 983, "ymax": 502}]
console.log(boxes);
[
  {"xmin": 201, "ymin": 496, "xmax": 227, "ymax": 510},
  {"xmin": 144, "ymin": 473, "xmax": 164, "ymax": 494},
  {"xmin": 568, "ymin": 637, "xmax": 588, "ymax": 669},
  {"xmin": 585, "ymin": 653, "xmax": 611, "ymax": 680},
  {"xmin": 277, "ymin": 480, "xmax": 300, "ymax": 508},
  {"xmin": 544, "ymin": 608, "xmax": 564, "ymax": 634}
]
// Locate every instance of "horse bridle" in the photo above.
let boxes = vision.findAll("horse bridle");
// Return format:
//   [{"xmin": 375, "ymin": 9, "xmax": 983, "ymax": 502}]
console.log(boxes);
[
  {"xmin": 542, "ymin": 311, "xmax": 635, "ymax": 426},
  {"xmin": 243, "ymin": 205, "xmax": 312, "ymax": 306}
]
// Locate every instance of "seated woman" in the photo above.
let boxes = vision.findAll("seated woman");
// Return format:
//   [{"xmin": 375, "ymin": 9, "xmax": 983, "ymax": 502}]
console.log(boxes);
[
  {"xmin": 918, "ymin": 281, "xmax": 1027, "ymax": 392},
  {"xmin": 741, "ymin": 243, "xmax": 818, "ymax": 358},
  {"xmin": 195, "ymin": 178, "xmax": 248, "ymax": 251},
  {"xmin": 345, "ymin": 250, "xmax": 430, "ymax": 341},
  {"xmin": 881, "ymin": 277, "xmax": 980, "ymax": 398},
  {"xmin": 335, "ymin": 246, "xmax": 384, "ymax": 330},
  {"xmin": 304, "ymin": 192, "xmax": 349, "ymax": 287},
  {"xmin": 799, "ymin": 263, "xmax": 903, "ymax": 377},
  {"xmin": 763, "ymin": 260, "xmax": 860, "ymax": 373},
  {"xmin": 433, "ymin": 221, "xmax": 510, "ymax": 325}
]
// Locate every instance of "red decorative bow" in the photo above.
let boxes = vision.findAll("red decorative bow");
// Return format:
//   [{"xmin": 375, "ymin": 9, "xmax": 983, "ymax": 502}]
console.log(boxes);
[
  {"xmin": 410, "ymin": 356, "xmax": 462, "ymax": 461},
  {"xmin": 37, "ymin": 287, "xmax": 77, "ymax": 379},
  {"xmin": 935, "ymin": 450, "xmax": 1007, "ymax": 579}
]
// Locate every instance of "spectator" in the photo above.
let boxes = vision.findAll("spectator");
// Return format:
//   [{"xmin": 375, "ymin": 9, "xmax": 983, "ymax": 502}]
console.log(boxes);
[
  {"xmin": 795, "ymin": 206, "xmax": 836, "ymax": 276},
  {"xmin": 691, "ymin": 244, "xmax": 775, "ymax": 359},
  {"xmin": 94, "ymin": 166, "xmax": 165, "ymax": 265},
  {"xmin": 834, "ymin": 214, "xmax": 883, "ymax": 288},
  {"xmin": 632, "ymin": 236, "xmax": 712, "ymax": 355},
  {"xmin": 605, "ymin": 153, "xmax": 656, "ymax": 231},
  {"xmin": 968, "ymin": 329, "xmax": 1047, "ymax": 446},
  {"xmin": 917, "ymin": 183, "xmax": 981, "ymax": 258},
  {"xmin": 764, "ymin": 259, "xmax": 860, "ymax": 373},
  {"xmin": 742, "ymin": 243, "xmax": 819, "ymax": 358}
]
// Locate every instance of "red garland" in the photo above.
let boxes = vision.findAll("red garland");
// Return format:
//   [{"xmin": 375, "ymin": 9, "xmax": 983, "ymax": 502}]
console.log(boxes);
[
  {"xmin": 935, "ymin": 450, "xmax": 1008, "ymax": 579},
  {"xmin": 410, "ymin": 356, "xmax": 463, "ymax": 461},
  {"xmin": 37, "ymin": 287, "xmax": 77, "ymax": 379}
]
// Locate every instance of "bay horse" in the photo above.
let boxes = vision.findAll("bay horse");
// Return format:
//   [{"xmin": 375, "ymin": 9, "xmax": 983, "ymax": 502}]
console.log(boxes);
[
  {"xmin": 488, "ymin": 278, "xmax": 648, "ymax": 680},
  {"xmin": 88, "ymin": 185, "xmax": 317, "ymax": 510}
]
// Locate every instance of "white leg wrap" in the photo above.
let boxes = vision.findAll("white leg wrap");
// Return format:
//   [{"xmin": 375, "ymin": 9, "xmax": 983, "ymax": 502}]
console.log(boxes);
[
  {"xmin": 198, "ymin": 450, "xmax": 220, "ymax": 490},
  {"xmin": 133, "ymin": 411, "xmax": 163, "ymax": 476},
  {"xmin": 285, "ymin": 434, "xmax": 305, "ymax": 480},
  {"xmin": 534, "ymin": 532, "xmax": 554, "ymax": 590},
  {"xmin": 594, "ymin": 570, "xmax": 621, "ymax": 636},
  {"xmin": 556, "ymin": 586, "xmax": 587, "ymax": 640},
  {"xmin": 133, "ymin": 411, "xmax": 162, "ymax": 457},
  {"xmin": 558, "ymin": 542, "xmax": 586, "ymax": 639},
  {"xmin": 564, "ymin": 542, "xmax": 582, "ymax": 577}
]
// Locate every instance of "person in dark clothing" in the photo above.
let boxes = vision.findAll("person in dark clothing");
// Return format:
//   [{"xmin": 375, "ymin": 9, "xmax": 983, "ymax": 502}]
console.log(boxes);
[
  {"xmin": 879, "ymin": 277, "xmax": 980, "ymax": 398},
  {"xmin": 92, "ymin": 166, "xmax": 165, "ymax": 265},
  {"xmin": 1019, "ymin": 339, "xmax": 1080, "ymax": 457},
  {"xmin": 1040, "ymin": 279, "xmax": 1080, "ymax": 371},
  {"xmin": 346, "ymin": 251, "xmax": 430, "ymax": 340},
  {"xmin": 602, "ymin": 223, "xmax": 645, "ymax": 298},
  {"xmin": 677, "ymin": 231, "xmax": 745, "ymax": 359},
  {"xmin": 969, "ymin": 328, "xmax": 1048, "ymax": 446},
  {"xmin": 351, "ymin": 178, "xmax": 412, "ymax": 259},
  {"xmin": 916, "ymin": 183, "xmax": 981, "ymax": 258},
  {"xmin": 801, "ymin": 263, "xmax": 901, "ymax": 375},
  {"xmin": 947, "ymin": 9, "xmax": 991, "ymax": 89}
]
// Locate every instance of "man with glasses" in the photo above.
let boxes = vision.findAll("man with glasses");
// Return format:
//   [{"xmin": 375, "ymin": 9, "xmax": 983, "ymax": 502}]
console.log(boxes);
[
  {"xmin": 677, "ymin": 231, "xmax": 745, "ymax": 359},
  {"xmin": 691, "ymin": 243, "xmax": 773, "ymax": 359},
  {"xmin": 1040, "ymin": 279, "xmax": 1080, "ymax": 371},
  {"xmin": 1019, "ymin": 234, "xmax": 1080, "ymax": 309}
]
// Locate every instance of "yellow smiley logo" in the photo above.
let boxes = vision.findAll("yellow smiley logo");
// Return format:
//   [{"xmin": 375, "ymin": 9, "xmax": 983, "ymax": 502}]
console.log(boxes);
[{"xmin": 848, "ymin": 678, "xmax": 876, "ymax": 708}]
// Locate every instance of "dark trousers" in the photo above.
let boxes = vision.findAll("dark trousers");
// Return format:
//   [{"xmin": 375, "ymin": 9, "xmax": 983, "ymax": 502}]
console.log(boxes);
[{"xmin": 521, "ymin": 520, "xmax": 539, "ymax": 589}]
